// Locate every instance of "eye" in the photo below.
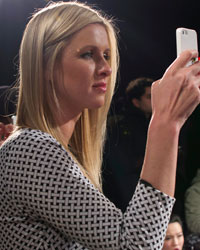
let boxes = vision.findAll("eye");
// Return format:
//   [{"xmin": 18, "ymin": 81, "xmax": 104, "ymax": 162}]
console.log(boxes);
[
  {"xmin": 165, "ymin": 236, "xmax": 172, "ymax": 241},
  {"xmin": 178, "ymin": 233, "xmax": 183, "ymax": 238},
  {"xmin": 80, "ymin": 51, "xmax": 93, "ymax": 59},
  {"xmin": 103, "ymin": 52, "xmax": 110, "ymax": 61}
]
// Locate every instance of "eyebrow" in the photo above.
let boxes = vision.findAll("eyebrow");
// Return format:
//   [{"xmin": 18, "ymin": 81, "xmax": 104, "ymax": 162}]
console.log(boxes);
[
  {"xmin": 78, "ymin": 45, "xmax": 111, "ymax": 52},
  {"xmin": 166, "ymin": 232, "xmax": 183, "ymax": 237}
]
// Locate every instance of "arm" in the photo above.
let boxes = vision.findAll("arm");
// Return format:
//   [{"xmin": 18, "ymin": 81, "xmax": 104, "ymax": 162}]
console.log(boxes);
[
  {"xmin": 4, "ymin": 129, "xmax": 174, "ymax": 250},
  {"xmin": 141, "ymin": 50, "xmax": 200, "ymax": 197}
]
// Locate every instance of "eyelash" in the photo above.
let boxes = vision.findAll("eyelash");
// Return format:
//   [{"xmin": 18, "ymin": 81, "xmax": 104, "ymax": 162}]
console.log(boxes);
[
  {"xmin": 103, "ymin": 53, "xmax": 110, "ymax": 61},
  {"xmin": 80, "ymin": 51, "xmax": 110, "ymax": 61},
  {"xmin": 80, "ymin": 51, "xmax": 93, "ymax": 59},
  {"xmin": 165, "ymin": 234, "xmax": 183, "ymax": 241}
]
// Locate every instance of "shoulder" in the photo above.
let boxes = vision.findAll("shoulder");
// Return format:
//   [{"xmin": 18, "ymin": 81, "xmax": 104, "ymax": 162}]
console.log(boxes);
[
  {"xmin": 3, "ymin": 128, "xmax": 59, "ymax": 148},
  {"xmin": 1, "ymin": 128, "xmax": 72, "ymax": 162}
]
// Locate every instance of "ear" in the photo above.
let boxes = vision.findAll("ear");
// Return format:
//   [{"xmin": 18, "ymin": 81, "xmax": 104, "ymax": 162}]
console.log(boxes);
[{"xmin": 131, "ymin": 98, "xmax": 140, "ymax": 108}]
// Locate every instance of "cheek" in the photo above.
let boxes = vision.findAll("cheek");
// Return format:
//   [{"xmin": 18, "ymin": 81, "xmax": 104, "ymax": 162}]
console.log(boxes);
[
  {"xmin": 163, "ymin": 241, "xmax": 171, "ymax": 249},
  {"xmin": 180, "ymin": 237, "xmax": 184, "ymax": 246},
  {"xmin": 79, "ymin": 64, "xmax": 95, "ymax": 80},
  {"xmin": 67, "ymin": 65, "xmax": 94, "ymax": 87}
]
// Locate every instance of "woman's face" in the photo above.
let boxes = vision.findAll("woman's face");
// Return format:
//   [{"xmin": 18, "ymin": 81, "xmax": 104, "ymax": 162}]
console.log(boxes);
[
  {"xmin": 162, "ymin": 222, "xmax": 184, "ymax": 250},
  {"xmin": 55, "ymin": 23, "xmax": 112, "ymax": 117}
]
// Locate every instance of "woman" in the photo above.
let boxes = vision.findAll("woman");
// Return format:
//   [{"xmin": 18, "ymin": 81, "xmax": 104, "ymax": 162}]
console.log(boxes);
[
  {"xmin": 163, "ymin": 215, "xmax": 184, "ymax": 250},
  {"xmin": 0, "ymin": 1, "xmax": 200, "ymax": 249}
]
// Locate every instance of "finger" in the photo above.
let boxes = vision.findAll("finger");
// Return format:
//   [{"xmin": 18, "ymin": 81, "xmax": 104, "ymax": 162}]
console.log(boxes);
[
  {"xmin": 188, "ymin": 61, "xmax": 200, "ymax": 77},
  {"xmin": 194, "ymin": 78, "xmax": 200, "ymax": 89},
  {"xmin": 151, "ymin": 79, "xmax": 160, "ymax": 88},
  {"xmin": 169, "ymin": 50, "xmax": 199, "ymax": 71}
]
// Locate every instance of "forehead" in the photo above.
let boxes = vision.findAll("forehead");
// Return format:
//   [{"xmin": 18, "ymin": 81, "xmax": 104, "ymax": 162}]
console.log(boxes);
[
  {"xmin": 68, "ymin": 23, "xmax": 110, "ymax": 49},
  {"xmin": 166, "ymin": 222, "xmax": 182, "ymax": 235}
]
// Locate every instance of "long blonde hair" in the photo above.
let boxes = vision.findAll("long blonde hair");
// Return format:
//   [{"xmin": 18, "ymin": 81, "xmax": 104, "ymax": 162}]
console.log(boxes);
[{"xmin": 16, "ymin": 1, "xmax": 119, "ymax": 190}]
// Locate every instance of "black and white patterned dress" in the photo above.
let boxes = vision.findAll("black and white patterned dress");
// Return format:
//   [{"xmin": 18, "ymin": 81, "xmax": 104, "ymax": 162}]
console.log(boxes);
[{"xmin": 0, "ymin": 129, "xmax": 175, "ymax": 249}]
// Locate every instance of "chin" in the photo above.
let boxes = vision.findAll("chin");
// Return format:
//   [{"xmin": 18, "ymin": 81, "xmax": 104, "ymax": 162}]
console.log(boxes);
[
  {"xmin": 90, "ymin": 103, "xmax": 105, "ymax": 110},
  {"xmin": 88, "ymin": 98, "xmax": 105, "ymax": 110}
]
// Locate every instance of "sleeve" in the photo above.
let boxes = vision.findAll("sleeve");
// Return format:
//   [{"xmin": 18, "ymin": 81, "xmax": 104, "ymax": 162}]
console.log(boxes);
[
  {"xmin": 5, "ymin": 130, "xmax": 175, "ymax": 249},
  {"xmin": 185, "ymin": 169, "xmax": 200, "ymax": 234}
]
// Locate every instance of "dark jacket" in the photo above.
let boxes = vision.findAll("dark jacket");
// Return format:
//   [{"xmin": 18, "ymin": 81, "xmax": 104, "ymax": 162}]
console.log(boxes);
[{"xmin": 103, "ymin": 106, "xmax": 150, "ymax": 212}]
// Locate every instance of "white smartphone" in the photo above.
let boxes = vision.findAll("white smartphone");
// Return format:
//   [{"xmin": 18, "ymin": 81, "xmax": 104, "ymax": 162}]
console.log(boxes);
[{"xmin": 176, "ymin": 27, "xmax": 198, "ymax": 65}]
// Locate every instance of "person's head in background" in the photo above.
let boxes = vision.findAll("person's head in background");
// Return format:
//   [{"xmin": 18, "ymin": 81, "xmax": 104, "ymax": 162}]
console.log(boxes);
[
  {"xmin": 16, "ymin": 1, "xmax": 119, "ymax": 190},
  {"xmin": 163, "ymin": 214, "xmax": 184, "ymax": 250},
  {"xmin": 0, "ymin": 85, "xmax": 16, "ymax": 124},
  {"xmin": 125, "ymin": 77, "xmax": 153, "ymax": 119},
  {"xmin": 0, "ymin": 86, "xmax": 16, "ymax": 144}
]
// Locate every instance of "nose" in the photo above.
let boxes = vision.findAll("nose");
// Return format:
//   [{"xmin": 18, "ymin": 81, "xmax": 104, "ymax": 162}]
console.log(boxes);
[
  {"xmin": 96, "ymin": 58, "xmax": 112, "ymax": 77},
  {"xmin": 172, "ymin": 237, "xmax": 179, "ymax": 246}
]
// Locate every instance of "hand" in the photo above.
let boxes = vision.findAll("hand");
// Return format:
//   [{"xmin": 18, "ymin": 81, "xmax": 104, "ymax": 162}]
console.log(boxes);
[
  {"xmin": 0, "ymin": 122, "xmax": 14, "ymax": 145},
  {"xmin": 151, "ymin": 50, "xmax": 200, "ymax": 130}
]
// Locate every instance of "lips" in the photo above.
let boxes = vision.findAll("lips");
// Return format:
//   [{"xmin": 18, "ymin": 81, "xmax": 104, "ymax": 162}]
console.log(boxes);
[{"xmin": 93, "ymin": 82, "xmax": 107, "ymax": 92}]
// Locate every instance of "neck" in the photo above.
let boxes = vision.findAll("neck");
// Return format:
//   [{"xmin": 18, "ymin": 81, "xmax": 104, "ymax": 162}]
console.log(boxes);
[{"xmin": 56, "ymin": 111, "xmax": 81, "ymax": 145}]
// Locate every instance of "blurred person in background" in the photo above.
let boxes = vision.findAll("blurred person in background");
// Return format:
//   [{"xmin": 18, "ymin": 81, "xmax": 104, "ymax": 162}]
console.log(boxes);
[
  {"xmin": 163, "ymin": 214, "xmax": 184, "ymax": 250},
  {"xmin": 0, "ymin": 85, "xmax": 16, "ymax": 144},
  {"xmin": 103, "ymin": 77, "xmax": 153, "ymax": 211}
]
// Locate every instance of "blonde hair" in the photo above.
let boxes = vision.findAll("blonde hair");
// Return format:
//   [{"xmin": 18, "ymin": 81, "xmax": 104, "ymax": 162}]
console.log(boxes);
[{"xmin": 16, "ymin": 1, "xmax": 119, "ymax": 190}]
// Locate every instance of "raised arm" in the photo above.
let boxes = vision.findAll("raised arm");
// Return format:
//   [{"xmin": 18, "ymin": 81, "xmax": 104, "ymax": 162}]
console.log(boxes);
[{"xmin": 141, "ymin": 50, "xmax": 200, "ymax": 196}]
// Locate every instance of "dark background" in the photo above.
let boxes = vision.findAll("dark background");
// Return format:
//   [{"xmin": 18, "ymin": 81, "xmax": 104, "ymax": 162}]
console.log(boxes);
[{"xmin": 1, "ymin": 0, "xmax": 200, "ymax": 99}]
